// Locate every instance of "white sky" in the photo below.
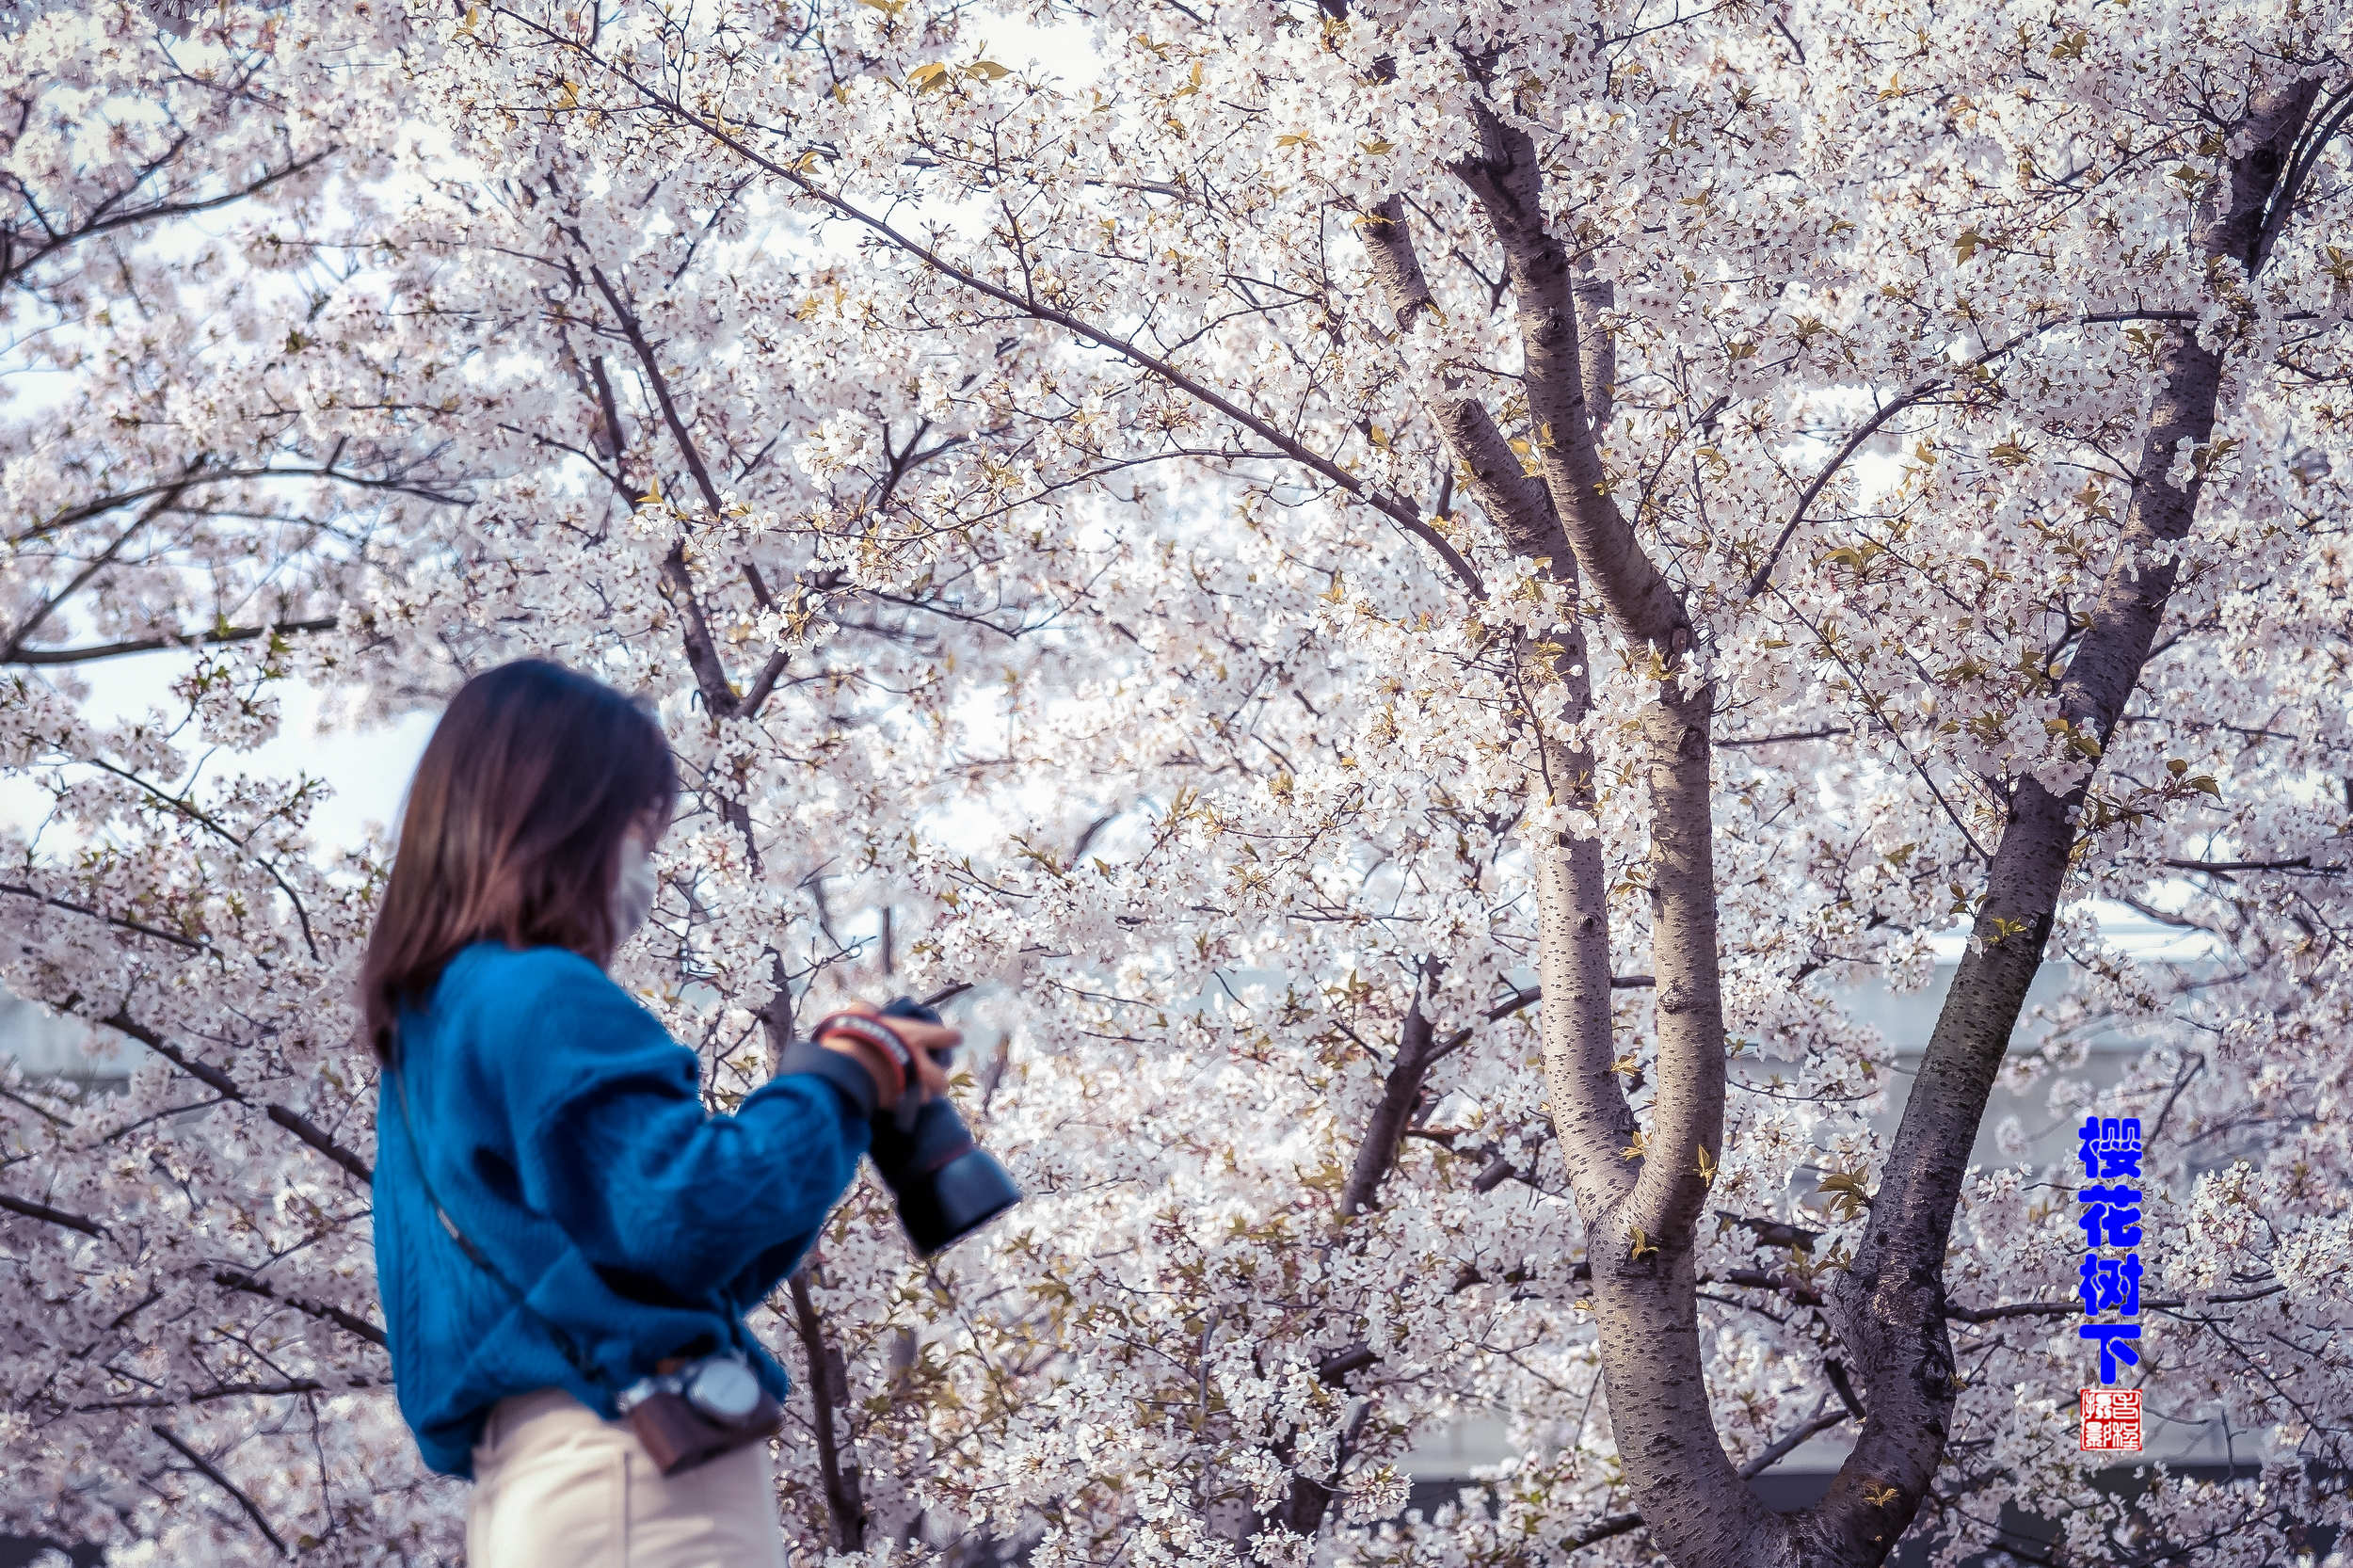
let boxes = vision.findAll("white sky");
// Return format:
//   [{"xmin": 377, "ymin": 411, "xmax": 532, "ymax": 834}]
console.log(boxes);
[{"xmin": 0, "ymin": 651, "xmax": 434, "ymax": 855}]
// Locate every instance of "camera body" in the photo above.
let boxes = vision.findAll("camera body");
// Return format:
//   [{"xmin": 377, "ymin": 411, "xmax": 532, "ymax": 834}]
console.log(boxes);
[
  {"xmin": 616, "ymin": 1352, "xmax": 781, "ymax": 1476},
  {"xmin": 864, "ymin": 998, "xmax": 1022, "ymax": 1257}
]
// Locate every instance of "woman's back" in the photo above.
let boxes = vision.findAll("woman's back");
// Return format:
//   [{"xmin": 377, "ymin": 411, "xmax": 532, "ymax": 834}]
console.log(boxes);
[{"xmin": 375, "ymin": 940, "xmax": 868, "ymax": 1479}]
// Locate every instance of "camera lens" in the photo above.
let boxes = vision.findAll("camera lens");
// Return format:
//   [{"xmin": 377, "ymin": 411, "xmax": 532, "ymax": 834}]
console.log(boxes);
[{"xmin": 869, "ymin": 998, "xmax": 1021, "ymax": 1256}]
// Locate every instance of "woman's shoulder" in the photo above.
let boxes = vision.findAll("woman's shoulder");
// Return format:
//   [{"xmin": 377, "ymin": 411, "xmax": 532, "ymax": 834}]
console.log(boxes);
[
  {"xmin": 427, "ymin": 944, "xmax": 689, "ymax": 1113},
  {"xmin": 436, "ymin": 941, "xmax": 630, "ymax": 1026},
  {"xmin": 447, "ymin": 939, "xmax": 606, "ymax": 985}
]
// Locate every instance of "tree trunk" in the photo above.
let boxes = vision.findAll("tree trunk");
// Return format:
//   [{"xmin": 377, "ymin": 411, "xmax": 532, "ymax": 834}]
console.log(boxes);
[
  {"xmin": 1443, "ymin": 75, "xmax": 2323, "ymax": 1568},
  {"xmin": 1798, "ymin": 75, "xmax": 2323, "ymax": 1562}
]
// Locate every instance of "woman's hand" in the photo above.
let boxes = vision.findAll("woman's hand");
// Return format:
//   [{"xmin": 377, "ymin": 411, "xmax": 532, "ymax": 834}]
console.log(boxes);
[{"xmin": 813, "ymin": 1000, "xmax": 960, "ymax": 1111}]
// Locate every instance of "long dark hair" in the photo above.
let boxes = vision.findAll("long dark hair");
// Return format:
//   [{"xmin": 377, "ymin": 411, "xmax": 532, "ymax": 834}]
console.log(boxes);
[{"xmin": 361, "ymin": 660, "xmax": 678, "ymax": 1064}]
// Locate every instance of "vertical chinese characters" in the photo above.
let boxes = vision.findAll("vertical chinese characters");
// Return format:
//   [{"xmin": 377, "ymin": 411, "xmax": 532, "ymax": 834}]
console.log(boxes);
[{"xmin": 2077, "ymin": 1114, "xmax": 2145, "ymax": 1448}]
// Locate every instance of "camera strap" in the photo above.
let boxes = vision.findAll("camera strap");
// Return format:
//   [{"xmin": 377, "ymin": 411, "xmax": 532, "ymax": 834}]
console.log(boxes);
[{"xmin": 387, "ymin": 1058, "xmax": 609, "ymax": 1392}]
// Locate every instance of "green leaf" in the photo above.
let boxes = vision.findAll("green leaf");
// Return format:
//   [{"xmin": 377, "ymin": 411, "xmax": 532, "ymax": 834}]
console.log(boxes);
[{"xmin": 1815, "ymin": 1169, "xmax": 1873, "ymax": 1221}]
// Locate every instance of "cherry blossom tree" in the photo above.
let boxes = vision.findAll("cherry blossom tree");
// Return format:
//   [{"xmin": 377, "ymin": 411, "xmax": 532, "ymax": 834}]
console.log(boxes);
[
  {"xmin": 6, "ymin": 1, "xmax": 2353, "ymax": 1566},
  {"xmin": 3, "ymin": 3, "xmax": 1078, "ymax": 1557}
]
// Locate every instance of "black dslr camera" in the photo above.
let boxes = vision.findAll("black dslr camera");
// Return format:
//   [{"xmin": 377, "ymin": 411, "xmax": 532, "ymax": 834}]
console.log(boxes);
[
  {"xmin": 865, "ymin": 998, "xmax": 1022, "ymax": 1256},
  {"xmin": 783, "ymin": 996, "xmax": 1020, "ymax": 1256}
]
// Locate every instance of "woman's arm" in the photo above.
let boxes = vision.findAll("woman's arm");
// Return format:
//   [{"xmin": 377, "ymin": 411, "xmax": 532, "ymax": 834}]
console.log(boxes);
[{"xmin": 488, "ymin": 965, "xmax": 875, "ymax": 1297}]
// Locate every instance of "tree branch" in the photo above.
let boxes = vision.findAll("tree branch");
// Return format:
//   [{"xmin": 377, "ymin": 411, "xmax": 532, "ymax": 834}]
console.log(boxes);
[
  {"xmin": 0, "ymin": 880, "xmax": 208, "ymax": 952},
  {"xmin": 1444, "ymin": 105, "xmax": 1725, "ymax": 1241},
  {"xmin": 0, "ymin": 1191, "xmax": 105, "ymax": 1235},
  {"xmin": 1561, "ymin": 1511, "xmax": 1646, "ymax": 1553},
  {"xmin": 1358, "ymin": 195, "xmax": 1636, "ymax": 1215},
  {"xmin": 1944, "ymin": 1285, "xmax": 2282, "ymax": 1324},
  {"xmin": 0, "ymin": 487, "xmax": 184, "ymax": 662},
  {"xmin": 0, "ymin": 1197, "xmax": 390, "ymax": 1349},
  {"xmin": 3, "ymin": 150, "xmax": 332, "ymax": 290},
  {"xmin": 788, "ymin": 1265, "xmax": 868, "ymax": 1551},
  {"xmin": 573, "ymin": 256, "xmax": 791, "ymax": 715},
  {"xmin": 660, "ymin": 544, "xmax": 746, "ymax": 717},
  {"xmin": 1741, "ymin": 304, "xmax": 2248, "ymax": 600},
  {"xmin": 1807, "ymin": 75, "xmax": 2327, "ymax": 1562},
  {"xmin": 1450, "ymin": 100, "xmax": 1756, "ymax": 1565},
  {"xmin": 1741, "ymin": 388, "xmax": 1941, "ymax": 600},
  {"xmin": 7, "ymin": 462, "xmax": 466, "ymax": 551},
  {"xmin": 1574, "ymin": 269, "xmax": 1617, "ymax": 438},
  {"xmin": 514, "ymin": 24, "xmax": 1486, "ymax": 600},
  {"xmin": 104, "ymin": 1011, "xmax": 372, "ymax": 1185},
  {"xmin": 1338, "ymin": 959, "xmax": 1440, "ymax": 1218},
  {"xmin": 1449, "ymin": 103, "xmax": 1686, "ymax": 651},
  {"xmin": 151, "ymin": 1424, "xmax": 289, "ymax": 1558},
  {"xmin": 2163, "ymin": 855, "xmax": 2329, "ymax": 876},
  {"xmin": 1738, "ymin": 1398, "xmax": 1848, "ymax": 1480},
  {"xmin": 4, "ymin": 616, "xmax": 340, "ymax": 667},
  {"xmin": 212, "ymin": 1269, "xmax": 389, "ymax": 1348},
  {"xmin": 584, "ymin": 259, "xmax": 729, "ymax": 518}
]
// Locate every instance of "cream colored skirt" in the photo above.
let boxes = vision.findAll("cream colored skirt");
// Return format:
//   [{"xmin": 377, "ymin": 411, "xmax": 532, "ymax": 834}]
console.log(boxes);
[{"xmin": 467, "ymin": 1390, "xmax": 789, "ymax": 1568}]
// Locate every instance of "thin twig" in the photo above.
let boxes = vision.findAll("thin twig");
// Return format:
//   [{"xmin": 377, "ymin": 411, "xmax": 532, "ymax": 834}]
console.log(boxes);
[
  {"xmin": 151, "ymin": 1424, "xmax": 290, "ymax": 1558},
  {"xmin": 506, "ymin": 16, "xmax": 1486, "ymax": 601}
]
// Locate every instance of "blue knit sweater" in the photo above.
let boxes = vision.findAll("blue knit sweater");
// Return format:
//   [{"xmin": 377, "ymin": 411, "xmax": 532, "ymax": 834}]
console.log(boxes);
[{"xmin": 373, "ymin": 941, "xmax": 872, "ymax": 1478}]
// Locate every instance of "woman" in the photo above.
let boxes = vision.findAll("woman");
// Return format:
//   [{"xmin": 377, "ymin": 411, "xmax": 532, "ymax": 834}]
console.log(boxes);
[{"xmin": 364, "ymin": 659, "xmax": 955, "ymax": 1567}]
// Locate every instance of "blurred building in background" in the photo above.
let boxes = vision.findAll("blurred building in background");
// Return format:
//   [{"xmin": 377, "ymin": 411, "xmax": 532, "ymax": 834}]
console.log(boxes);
[{"xmin": 0, "ymin": 992, "xmax": 127, "ymax": 1084}]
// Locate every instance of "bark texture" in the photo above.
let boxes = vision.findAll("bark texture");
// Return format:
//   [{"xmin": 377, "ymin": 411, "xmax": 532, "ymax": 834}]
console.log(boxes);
[
  {"xmin": 1360, "ymin": 195, "xmax": 1633, "ymax": 1218},
  {"xmin": 1448, "ymin": 104, "xmax": 1764, "ymax": 1566},
  {"xmin": 1450, "ymin": 104, "xmax": 1689, "ymax": 655}
]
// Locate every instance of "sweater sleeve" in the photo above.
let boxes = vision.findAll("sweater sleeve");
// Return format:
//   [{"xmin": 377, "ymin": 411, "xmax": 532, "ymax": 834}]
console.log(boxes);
[{"xmin": 484, "ymin": 956, "xmax": 873, "ymax": 1299}]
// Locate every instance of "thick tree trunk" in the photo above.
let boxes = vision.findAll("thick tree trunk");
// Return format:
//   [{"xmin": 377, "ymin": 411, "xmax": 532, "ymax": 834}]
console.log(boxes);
[
  {"xmin": 1798, "ymin": 78, "xmax": 2322, "ymax": 1560},
  {"xmin": 1448, "ymin": 104, "xmax": 1775, "ymax": 1561},
  {"xmin": 1360, "ymin": 193, "xmax": 1636, "ymax": 1216},
  {"xmin": 1433, "ymin": 75, "xmax": 2324, "ymax": 1568},
  {"xmin": 1625, "ymin": 679, "xmax": 1727, "ymax": 1245},
  {"xmin": 1590, "ymin": 1240, "xmax": 1794, "ymax": 1564},
  {"xmin": 1050, "ymin": 58, "xmax": 2317, "ymax": 1568},
  {"xmin": 1529, "ymin": 741, "xmax": 1635, "ymax": 1214},
  {"xmin": 1577, "ymin": 673, "xmax": 1792, "ymax": 1568}
]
